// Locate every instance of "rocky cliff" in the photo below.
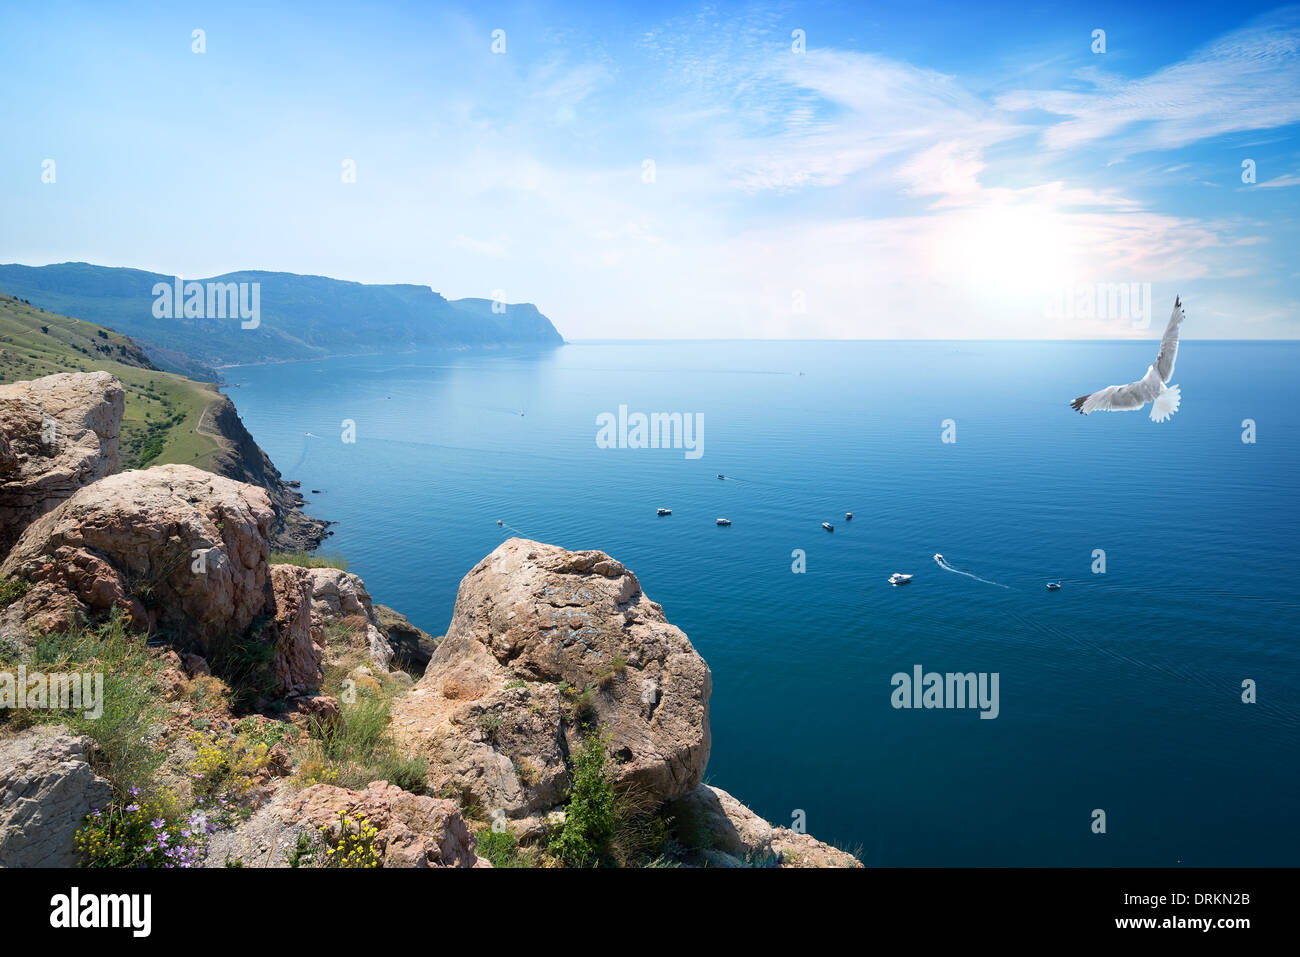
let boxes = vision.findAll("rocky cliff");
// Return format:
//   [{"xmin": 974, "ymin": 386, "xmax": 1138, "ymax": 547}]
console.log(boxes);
[
  {"xmin": 0, "ymin": 371, "xmax": 123, "ymax": 557},
  {"xmin": 0, "ymin": 371, "xmax": 859, "ymax": 869},
  {"xmin": 199, "ymin": 391, "xmax": 332, "ymax": 551}
]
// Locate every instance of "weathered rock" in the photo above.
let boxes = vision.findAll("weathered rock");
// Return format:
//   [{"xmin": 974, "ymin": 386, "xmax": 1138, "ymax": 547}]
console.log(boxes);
[
  {"xmin": 307, "ymin": 568, "xmax": 394, "ymax": 672},
  {"xmin": 374, "ymin": 603, "xmax": 438, "ymax": 674},
  {"xmin": 393, "ymin": 538, "xmax": 711, "ymax": 825},
  {"xmin": 285, "ymin": 780, "xmax": 476, "ymax": 868},
  {"xmin": 769, "ymin": 828, "xmax": 863, "ymax": 868},
  {"xmin": 0, "ymin": 725, "xmax": 112, "ymax": 867},
  {"xmin": 669, "ymin": 784, "xmax": 776, "ymax": 861},
  {"xmin": 291, "ymin": 694, "xmax": 340, "ymax": 734},
  {"xmin": 268, "ymin": 564, "xmax": 322, "ymax": 696},
  {"xmin": 0, "ymin": 464, "xmax": 274, "ymax": 652},
  {"xmin": 0, "ymin": 372, "xmax": 124, "ymax": 558}
]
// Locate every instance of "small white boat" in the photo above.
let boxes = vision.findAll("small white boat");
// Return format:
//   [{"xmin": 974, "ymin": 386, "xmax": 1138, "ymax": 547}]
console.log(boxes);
[
  {"xmin": 845, "ymin": 512, "xmax": 853, "ymax": 520},
  {"xmin": 889, "ymin": 573, "xmax": 913, "ymax": 585},
  {"xmin": 933, "ymin": 553, "xmax": 943, "ymax": 563},
  {"xmin": 822, "ymin": 522, "xmax": 834, "ymax": 532},
  {"xmin": 716, "ymin": 517, "xmax": 731, "ymax": 526},
  {"xmin": 1046, "ymin": 581, "xmax": 1061, "ymax": 591},
  {"xmin": 496, "ymin": 520, "xmax": 503, "ymax": 526},
  {"xmin": 657, "ymin": 507, "xmax": 672, "ymax": 516}
]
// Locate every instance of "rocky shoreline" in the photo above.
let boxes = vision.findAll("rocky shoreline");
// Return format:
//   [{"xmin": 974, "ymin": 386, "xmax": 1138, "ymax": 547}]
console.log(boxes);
[
  {"xmin": 0, "ymin": 371, "xmax": 859, "ymax": 869},
  {"xmin": 197, "ymin": 391, "xmax": 334, "ymax": 552}
]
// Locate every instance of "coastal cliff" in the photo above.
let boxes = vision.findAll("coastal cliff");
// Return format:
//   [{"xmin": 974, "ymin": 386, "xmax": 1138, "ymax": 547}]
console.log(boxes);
[
  {"xmin": 0, "ymin": 372, "xmax": 859, "ymax": 869},
  {"xmin": 199, "ymin": 391, "xmax": 332, "ymax": 552},
  {"xmin": 0, "ymin": 293, "xmax": 329, "ymax": 553},
  {"xmin": 0, "ymin": 263, "xmax": 565, "ymax": 380}
]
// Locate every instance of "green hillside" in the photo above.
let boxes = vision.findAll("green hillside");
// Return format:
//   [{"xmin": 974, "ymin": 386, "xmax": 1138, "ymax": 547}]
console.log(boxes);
[
  {"xmin": 0, "ymin": 262, "xmax": 565, "ymax": 379},
  {"xmin": 0, "ymin": 292, "xmax": 223, "ymax": 471}
]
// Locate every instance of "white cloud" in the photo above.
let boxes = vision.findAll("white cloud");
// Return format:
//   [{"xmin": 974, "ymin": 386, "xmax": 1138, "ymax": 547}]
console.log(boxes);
[{"xmin": 997, "ymin": 8, "xmax": 1300, "ymax": 154}]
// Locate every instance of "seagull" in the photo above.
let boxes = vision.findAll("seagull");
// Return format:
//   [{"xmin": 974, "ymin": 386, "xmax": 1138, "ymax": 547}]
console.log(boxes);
[{"xmin": 1071, "ymin": 297, "xmax": 1185, "ymax": 423}]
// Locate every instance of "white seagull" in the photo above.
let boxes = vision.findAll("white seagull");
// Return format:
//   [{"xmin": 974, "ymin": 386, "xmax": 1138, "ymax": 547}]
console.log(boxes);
[{"xmin": 1071, "ymin": 297, "xmax": 1185, "ymax": 423}]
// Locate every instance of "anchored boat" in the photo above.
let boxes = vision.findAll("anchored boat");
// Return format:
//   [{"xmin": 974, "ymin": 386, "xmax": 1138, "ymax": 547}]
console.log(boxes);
[
  {"xmin": 657, "ymin": 507, "xmax": 672, "ymax": 516},
  {"xmin": 888, "ymin": 573, "xmax": 913, "ymax": 585},
  {"xmin": 822, "ymin": 522, "xmax": 834, "ymax": 532},
  {"xmin": 716, "ymin": 517, "xmax": 732, "ymax": 526}
]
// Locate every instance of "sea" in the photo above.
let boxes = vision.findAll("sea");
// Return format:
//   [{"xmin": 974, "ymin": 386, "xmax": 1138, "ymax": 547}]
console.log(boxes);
[{"xmin": 228, "ymin": 339, "xmax": 1300, "ymax": 866}]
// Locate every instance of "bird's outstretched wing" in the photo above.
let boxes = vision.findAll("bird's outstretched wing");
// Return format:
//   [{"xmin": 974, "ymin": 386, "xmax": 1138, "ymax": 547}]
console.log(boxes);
[
  {"xmin": 1071, "ymin": 376, "xmax": 1160, "ymax": 414},
  {"xmin": 1153, "ymin": 296, "xmax": 1184, "ymax": 383}
]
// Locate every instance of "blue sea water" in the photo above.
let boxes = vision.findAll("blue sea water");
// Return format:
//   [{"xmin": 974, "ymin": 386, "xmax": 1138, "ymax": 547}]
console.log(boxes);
[{"xmin": 229, "ymin": 340, "xmax": 1300, "ymax": 866}]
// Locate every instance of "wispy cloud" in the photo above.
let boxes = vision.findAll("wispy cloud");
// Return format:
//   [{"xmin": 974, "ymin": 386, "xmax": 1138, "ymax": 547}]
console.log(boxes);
[
  {"xmin": 997, "ymin": 7, "xmax": 1300, "ymax": 155},
  {"xmin": 1257, "ymin": 172, "xmax": 1300, "ymax": 188}
]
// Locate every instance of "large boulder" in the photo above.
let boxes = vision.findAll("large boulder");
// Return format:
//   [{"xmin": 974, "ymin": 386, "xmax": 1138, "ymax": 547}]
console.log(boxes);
[
  {"xmin": 0, "ymin": 372, "xmax": 124, "ymax": 557},
  {"xmin": 285, "ymin": 781, "xmax": 477, "ymax": 868},
  {"xmin": 0, "ymin": 726, "xmax": 113, "ymax": 867},
  {"xmin": 393, "ymin": 538, "xmax": 711, "ymax": 827},
  {"xmin": 0, "ymin": 464, "xmax": 274, "ymax": 652}
]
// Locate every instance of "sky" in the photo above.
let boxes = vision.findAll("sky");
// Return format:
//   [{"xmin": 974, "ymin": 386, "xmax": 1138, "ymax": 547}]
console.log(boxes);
[{"xmin": 2, "ymin": 0, "xmax": 1299, "ymax": 339}]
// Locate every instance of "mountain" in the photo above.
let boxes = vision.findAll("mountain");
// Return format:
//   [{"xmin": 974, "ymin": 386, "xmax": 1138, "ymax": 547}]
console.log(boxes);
[
  {"xmin": 0, "ymin": 292, "xmax": 329, "ymax": 550},
  {"xmin": 0, "ymin": 263, "xmax": 565, "ymax": 380}
]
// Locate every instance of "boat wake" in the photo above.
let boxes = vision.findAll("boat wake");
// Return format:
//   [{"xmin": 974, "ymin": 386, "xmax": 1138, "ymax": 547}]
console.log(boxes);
[{"xmin": 934, "ymin": 553, "xmax": 1011, "ymax": 589}]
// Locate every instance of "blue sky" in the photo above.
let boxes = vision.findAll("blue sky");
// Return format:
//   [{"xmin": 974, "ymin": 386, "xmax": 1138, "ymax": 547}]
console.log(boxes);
[{"xmin": 2, "ymin": 0, "xmax": 1298, "ymax": 338}]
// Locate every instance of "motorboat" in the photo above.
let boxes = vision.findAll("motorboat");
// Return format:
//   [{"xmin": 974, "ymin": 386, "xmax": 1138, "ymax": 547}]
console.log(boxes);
[
  {"xmin": 822, "ymin": 522, "xmax": 834, "ymax": 532},
  {"xmin": 717, "ymin": 474, "xmax": 726, "ymax": 480},
  {"xmin": 657, "ymin": 507, "xmax": 672, "ymax": 516},
  {"xmin": 1046, "ymin": 581, "xmax": 1062, "ymax": 591},
  {"xmin": 888, "ymin": 573, "xmax": 913, "ymax": 585},
  {"xmin": 716, "ymin": 517, "xmax": 732, "ymax": 526},
  {"xmin": 933, "ymin": 553, "xmax": 943, "ymax": 563},
  {"xmin": 845, "ymin": 512, "xmax": 853, "ymax": 520}
]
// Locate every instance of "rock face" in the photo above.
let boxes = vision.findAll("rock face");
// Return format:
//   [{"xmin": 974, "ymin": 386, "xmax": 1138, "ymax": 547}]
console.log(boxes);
[
  {"xmin": 0, "ymin": 372, "xmax": 124, "ymax": 558},
  {"xmin": 0, "ymin": 464, "xmax": 273, "ymax": 652},
  {"xmin": 307, "ymin": 568, "xmax": 394, "ymax": 673},
  {"xmin": 393, "ymin": 538, "xmax": 711, "ymax": 828},
  {"xmin": 769, "ymin": 827, "xmax": 863, "ymax": 868},
  {"xmin": 668, "ymin": 784, "xmax": 862, "ymax": 868},
  {"xmin": 0, "ymin": 726, "xmax": 113, "ymax": 867},
  {"xmin": 268, "ymin": 564, "xmax": 323, "ymax": 696},
  {"xmin": 374, "ymin": 603, "xmax": 437, "ymax": 674},
  {"xmin": 670, "ymin": 785, "xmax": 775, "ymax": 861},
  {"xmin": 200, "ymin": 393, "xmax": 333, "ymax": 552},
  {"xmin": 286, "ymin": 781, "xmax": 477, "ymax": 868}
]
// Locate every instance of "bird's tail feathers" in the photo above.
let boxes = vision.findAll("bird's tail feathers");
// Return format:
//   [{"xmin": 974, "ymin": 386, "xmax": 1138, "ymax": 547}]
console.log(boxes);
[{"xmin": 1150, "ymin": 383, "xmax": 1181, "ymax": 423}]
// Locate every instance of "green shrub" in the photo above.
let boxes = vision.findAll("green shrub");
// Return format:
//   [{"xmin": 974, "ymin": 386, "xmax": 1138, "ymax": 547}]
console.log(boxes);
[
  {"xmin": 269, "ymin": 550, "xmax": 348, "ymax": 570},
  {"xmin": 27, "ymin": 613, "xmax": 166, "ymax": 798},
  {"xmin": 0, "ymin": 577, "xmax": 30, "ymax": 608},
  {"xmin": 476, "ymin": 828, "xmax": 521, "ymax": 868},
  {"xmin": 301, "ymin": 688, "xmax": 428, "ymax": 794},
  {"xmin": 550, "ymin": 730, "xmax": 617, "ymax": 866},
  {"xmin": 206, "ymin": 618, "xmax": 277, "ymax": 710}
]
